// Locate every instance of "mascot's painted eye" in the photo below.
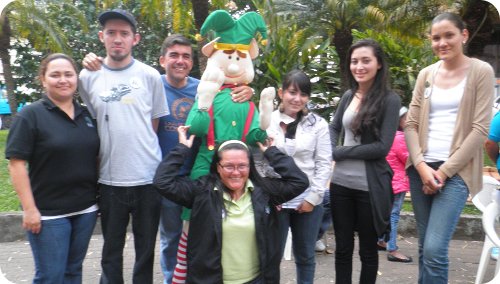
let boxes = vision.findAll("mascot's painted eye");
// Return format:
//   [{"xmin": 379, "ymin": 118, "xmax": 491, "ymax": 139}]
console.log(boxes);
[
  {"xmin": 236, "ymin": 57, "xmax": 240, "ymax": 61},
  {"xmin": 228, "ymin": 56, "xmax": 232, "ymax": 60}
]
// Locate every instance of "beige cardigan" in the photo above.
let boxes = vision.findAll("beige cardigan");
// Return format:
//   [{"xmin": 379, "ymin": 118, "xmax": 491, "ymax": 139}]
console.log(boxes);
[{"xmin": 405, "ymin": 58, "xmax": 495, "ymax": 196}]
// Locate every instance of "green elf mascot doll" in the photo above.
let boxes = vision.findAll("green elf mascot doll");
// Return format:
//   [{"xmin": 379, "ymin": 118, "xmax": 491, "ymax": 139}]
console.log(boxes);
[{"xmin": 171, "ymin": 10, "xmax": 275, "ymax": 283}]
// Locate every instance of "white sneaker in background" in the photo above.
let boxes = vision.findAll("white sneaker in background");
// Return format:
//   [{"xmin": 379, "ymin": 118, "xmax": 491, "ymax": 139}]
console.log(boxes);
[{"xmin": 315, "ymin": 240, "xmax": 326, "ymax": 252}]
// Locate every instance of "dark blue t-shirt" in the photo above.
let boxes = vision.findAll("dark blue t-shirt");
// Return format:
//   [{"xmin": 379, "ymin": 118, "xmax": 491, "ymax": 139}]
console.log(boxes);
[{"xmin": 157, "ymin": 76, "xmax": 199, "ymax": 174}]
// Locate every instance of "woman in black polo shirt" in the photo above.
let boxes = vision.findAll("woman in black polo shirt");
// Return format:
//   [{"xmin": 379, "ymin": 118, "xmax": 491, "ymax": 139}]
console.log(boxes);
[{"xmin": 5, "ymin": 53, "xmax": 99, "ymax": 283}]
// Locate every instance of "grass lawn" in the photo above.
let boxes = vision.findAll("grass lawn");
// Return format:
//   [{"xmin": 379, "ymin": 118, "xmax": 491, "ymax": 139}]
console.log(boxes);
[
  {"xmin": 0, "ymin": 128, "xmax": 491, "ymax": 214},
  {"xmin": 0, "ymin": 130, "xmax": 19, "ymax": 211}
]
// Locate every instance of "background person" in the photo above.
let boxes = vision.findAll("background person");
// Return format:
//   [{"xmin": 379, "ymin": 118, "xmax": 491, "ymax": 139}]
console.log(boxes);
[
  {"xmin": 485, "ymin": 109, "xmax": 500, "ymax": 261},
  {"xmin": 484, "ymin": 110, "xmax": 500, "ymax": 261},
  {"xmin": 315, "ymin": 189, "xmax": 333, "ymax": 253},
  {"xmin": 485, "ymin": 109, "xmax": 500, "ymax": 173},
  {"xmin": 405, "ymin": 12, "xmax": 494, "ymax": 284},
  {"xmin": 266, "ymin": 69, "xmax": 332, "ymax": 283},
  {"xmin": 78, "ymin": 9, "xmax": 169, "ymax": 283},
  {"xmin": 6, "ymin": 53, "xmax": 99, "ymax": 283},
  {"xmin": 153, "ymin": 126, "xmax": 309, "ymax": 283},
  {"xmin": 329, "ymin": 39, "xmax": 401, "ymax": 284},
  {"xmin": 377, "ymin": 106, "xmax": 413, "ymax": 263}
]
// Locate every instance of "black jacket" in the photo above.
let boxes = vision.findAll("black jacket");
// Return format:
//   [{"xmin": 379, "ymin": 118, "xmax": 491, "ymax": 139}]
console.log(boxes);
[
  {"xmin": 153, "ymin": 144, "xmax": 309, "ymax": 284},
  {"xmin": 330, "ymin": 90, "xmax": 401, "ymax": 237}
]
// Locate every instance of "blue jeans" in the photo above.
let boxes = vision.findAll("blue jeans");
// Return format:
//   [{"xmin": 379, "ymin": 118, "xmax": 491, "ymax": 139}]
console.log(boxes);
[
  {"xmin": 28, "ymin": 211, "xmax": 97, "ymax": 284},
  {"xmin": 99, "ymin": 184, "xmax": 161, "ymax": 284},
  {"xmin": 378, "ymin": 192, "xmax": 406, "ymax": 251},
  {"xmin": 331, "ymin": 184, "xmax": 378, "ymax": 284},
  {"xmin": 159, "ymin": 197, "xmax": 182, "ymax": 284},
  {"xmin": 408, "ymin": 166, "xmax": 469, "ymax": 284},
  {"xmin": 278, "ymin": 205, "xmax": 323, "ymax": 284},
  {"xmin": 317, "ymin": 190, "xmax": 332, "ymax": 240}
]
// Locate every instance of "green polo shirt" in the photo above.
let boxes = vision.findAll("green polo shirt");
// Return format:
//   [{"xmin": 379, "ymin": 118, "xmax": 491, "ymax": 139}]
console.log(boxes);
[{"xmin": 221, "ymin": 180, "xmax": 259, "ymax": 283}]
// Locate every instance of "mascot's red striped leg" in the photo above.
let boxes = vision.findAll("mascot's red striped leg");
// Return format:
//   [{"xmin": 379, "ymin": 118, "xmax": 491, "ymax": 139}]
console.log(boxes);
[{"xmin": 172, "ymin": 226, "xmax": 189, "ymax": 283}]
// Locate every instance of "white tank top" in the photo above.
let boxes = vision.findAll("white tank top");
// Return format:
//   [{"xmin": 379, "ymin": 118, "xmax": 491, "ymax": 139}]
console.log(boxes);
[{"xmin": 424, "ymin": 77, "xmax": 466, "ymax": 162}]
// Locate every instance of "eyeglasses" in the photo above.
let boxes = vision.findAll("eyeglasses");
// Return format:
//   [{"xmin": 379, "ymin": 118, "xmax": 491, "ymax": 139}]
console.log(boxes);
[{"xmin": 218, "ymin": 163, "xmax": 250, "ymax": 172}]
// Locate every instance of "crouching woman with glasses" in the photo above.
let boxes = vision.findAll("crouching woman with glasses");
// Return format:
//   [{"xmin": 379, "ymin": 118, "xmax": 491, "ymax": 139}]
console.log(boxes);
[{"xmin": 153, "ymin": 126, "xmax": 309, "ymax": 283}]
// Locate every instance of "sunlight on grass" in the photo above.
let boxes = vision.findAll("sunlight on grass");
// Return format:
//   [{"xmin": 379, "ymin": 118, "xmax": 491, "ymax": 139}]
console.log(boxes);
[{"xmin": 0, "ymin": 130, "xmax": 19, "ymax": 211}]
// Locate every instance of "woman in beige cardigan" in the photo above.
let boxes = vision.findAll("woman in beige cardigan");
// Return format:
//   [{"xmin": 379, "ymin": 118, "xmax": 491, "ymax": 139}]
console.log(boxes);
[{"xmin": 405, "ymin": 12, "xmax": 494, "ymax": 284}]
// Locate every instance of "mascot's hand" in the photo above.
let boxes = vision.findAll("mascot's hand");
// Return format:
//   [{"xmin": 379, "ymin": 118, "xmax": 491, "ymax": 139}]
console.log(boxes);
[
  {"xmin": 259, "ymin": 87, "xmax": 275, "ymax": 130},
  {"xmin": 197, "ymin": 67, "xmax": 225, "ymax": 110}
]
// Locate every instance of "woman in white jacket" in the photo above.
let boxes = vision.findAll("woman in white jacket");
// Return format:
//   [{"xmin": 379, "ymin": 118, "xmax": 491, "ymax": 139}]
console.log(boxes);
[{"xmin": 266, "ymin": 69, "xmax": 332, "ymax": 283}]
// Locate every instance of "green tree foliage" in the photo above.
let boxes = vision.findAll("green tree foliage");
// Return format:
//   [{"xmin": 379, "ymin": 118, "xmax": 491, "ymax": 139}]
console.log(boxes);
[
  {"xmin": 366, "ymin": 0, "xmax": 451, "ymax": 43},
  {"xmin": 5, "ymin": 0, "xmax": 498, "ymax": 120},
  {"xmin": 1, "ymin": 0, "xmax": 84, "ymax": 114},
  {"xmin": 270, "ymin": 0, "xmax": 380, "ymax": 90},
  {"xmin": 252, "ymin": 0, "xmax": 341, "ymax": 122},
  {"xmin": 269, "ymin": 0, "xmax": 460, "ymax": 91},
  {"xmin": 10, "ymin": 0, "xmax": 169, "ymax": 102}
]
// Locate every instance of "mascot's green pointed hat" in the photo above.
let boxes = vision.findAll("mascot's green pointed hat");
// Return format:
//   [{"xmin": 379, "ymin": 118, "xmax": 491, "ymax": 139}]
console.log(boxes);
[{"xmin": 198, "ymin": 10, "xmax": 267, "ymax": 51}]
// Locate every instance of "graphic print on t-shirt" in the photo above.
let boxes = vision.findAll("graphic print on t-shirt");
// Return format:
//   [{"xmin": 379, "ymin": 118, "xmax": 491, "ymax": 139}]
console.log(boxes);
[
  {"xmin": 172, "ymin": 97, "xmax": 194, "ymax": 121},
  {"xmin": 100, "ymin": 84, "xmax": 131, "ymax": 102}
]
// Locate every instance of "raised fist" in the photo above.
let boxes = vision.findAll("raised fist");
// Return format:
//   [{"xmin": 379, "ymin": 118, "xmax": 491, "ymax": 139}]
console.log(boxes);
[{"xmin": 259, "ymin": 87, "xmax": 275, "ymax": 130}]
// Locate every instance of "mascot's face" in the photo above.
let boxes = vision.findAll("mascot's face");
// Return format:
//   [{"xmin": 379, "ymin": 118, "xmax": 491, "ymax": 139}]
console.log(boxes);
[{"xmin": 208, "ymin": 49, "xmax": 255, "ymax": 85}]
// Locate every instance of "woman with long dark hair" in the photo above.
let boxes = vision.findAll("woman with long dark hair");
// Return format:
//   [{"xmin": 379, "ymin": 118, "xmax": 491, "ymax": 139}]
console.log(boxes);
[{"xmin": 329, "ymin": 39, "xmax": 401, "ymax": 283}]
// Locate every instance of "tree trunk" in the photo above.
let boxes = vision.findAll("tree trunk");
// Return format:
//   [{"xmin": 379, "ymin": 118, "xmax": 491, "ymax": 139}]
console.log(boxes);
[
  {"xmin": 462, "ymin": 0, "xmax": 491, "ymax": 58},
  {"xmin": 190, "ymin": 0, "xmax": 209, "ymax": 31},
  {"xmin": 190, "ymin": 0, "xmax": 209, "ymax": 74},
  {"xmin": 0, "ymin": 14, "xmax": 17, "ymax": 115},
  {"xmin": 333, "ymin": 27, "xmax": 353, "ymax": 92}
]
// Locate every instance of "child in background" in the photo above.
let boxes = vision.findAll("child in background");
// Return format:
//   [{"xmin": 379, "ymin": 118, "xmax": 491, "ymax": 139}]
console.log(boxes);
[{"xmin": 377, "ymin": 106, "xmax": 413, "ymax": 263}]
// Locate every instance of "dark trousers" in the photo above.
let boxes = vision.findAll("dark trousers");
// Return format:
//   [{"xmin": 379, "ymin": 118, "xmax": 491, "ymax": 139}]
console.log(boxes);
[
  {"xmin": 99, "ymin": 184, "xmax": 161, "ymax": 284},
  {"xmin": 330, "ymin": 183, "xmax": 378, "ymax": 284}
]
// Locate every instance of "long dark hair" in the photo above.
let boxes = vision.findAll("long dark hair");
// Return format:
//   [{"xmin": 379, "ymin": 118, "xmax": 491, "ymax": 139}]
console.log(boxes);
[
  {"xmin": 346, "ymin": 39, "xmax": 391, "ymax": 138},
  {"xmin": 279, "ymin": 69, "xmax": 314, "ymax": 138}
]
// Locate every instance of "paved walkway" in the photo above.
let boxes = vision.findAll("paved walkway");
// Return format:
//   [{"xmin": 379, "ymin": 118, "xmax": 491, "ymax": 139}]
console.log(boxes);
[{"xmin": 0, "ymin": 231, "xmax": 496, "ymax": 283}]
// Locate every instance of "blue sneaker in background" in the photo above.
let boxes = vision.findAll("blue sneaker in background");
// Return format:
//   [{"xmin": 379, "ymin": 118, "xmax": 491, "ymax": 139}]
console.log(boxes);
[{"xmin": 491, "ymin": 247, "xmax": 499, "ymax": 260}]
